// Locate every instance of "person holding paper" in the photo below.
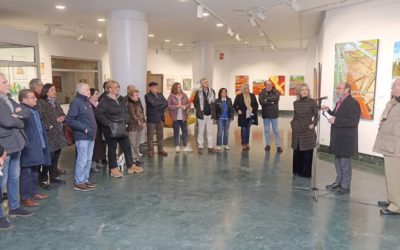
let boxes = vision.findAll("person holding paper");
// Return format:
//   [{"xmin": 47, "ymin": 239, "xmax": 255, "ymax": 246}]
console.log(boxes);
[
  {"xmin": 321, "ymin": 82, "xmax": 361, "ymax": 195},
  {"xmin": 290, "ymin": 84, "xmax": 318, "ymax": 178}
]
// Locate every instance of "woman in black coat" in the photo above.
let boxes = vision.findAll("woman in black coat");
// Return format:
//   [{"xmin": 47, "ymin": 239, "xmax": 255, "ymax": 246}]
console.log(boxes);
[
  {"xmin": 290, "ymin": 84, "xmax": 318, "ymax": 178},
  {"xmin": 233, "ymin": 83, "xmax": 259, "ymax": 150},
  {"xmin": 95, "ymin": 80, "xmax": 143, "ymax": 178},
  {"xmin": 215, "ymin": 88, "xmax": 234, "ymax": 151}
]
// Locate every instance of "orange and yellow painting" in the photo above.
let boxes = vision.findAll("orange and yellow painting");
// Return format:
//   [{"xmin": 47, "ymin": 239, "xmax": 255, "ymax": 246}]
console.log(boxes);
[
  {"xmin": 253, "ymin": 79, "xmax": 265, "ymax": 95},
  {"xmin": 334, "ymin": 39, "xmax": 379, "ymax": 120},
  {"xmin": 235, "ymin": 75, "xmax": 249, "ymax": 95},
  {"xmin": 268, "ymin": 75, "xmax": 285, "ymax": 95}
]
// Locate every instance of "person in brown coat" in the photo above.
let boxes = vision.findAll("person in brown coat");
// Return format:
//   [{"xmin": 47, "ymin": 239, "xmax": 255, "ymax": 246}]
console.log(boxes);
[
  {"xmin": 290, "ymin": 84, "xmax": 318, "ymax": 178},
  {"xmin": 373, "ymin": 78, "xmax": 400, "ymax": 215}
]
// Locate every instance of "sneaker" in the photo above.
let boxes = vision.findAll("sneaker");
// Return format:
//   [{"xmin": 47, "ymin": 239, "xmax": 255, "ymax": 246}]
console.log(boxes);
[
  {"xmin": 85, "ymin": 182, "xmax": 98, "ymax": 188},
  {"xmin": 128, "ymin": 165, "xmax": 144, "ymax": 174},
  {"xmin": 0, "ymin": 217, "xmax": 14, "ymax": 231},
  {"xmin": 182, "ymin": 146, "xmax": 193, "ymax": 152},
  {"xmin": 176, "ymin": 146, "xmax": 180, "ymax": 152},
  {"xmin": 110, "ymin": 168, "xmax": 123, "ymax": 178},
  {"xmin": 73, "ymin": 183, "xmax": 93, "ymax": 192},
  {"xmin": 224, "ymin": 145, "xmax": 230, "ymax": 150},
  {"xmin": 215, "ymin": 146, "xmax": 221, "ymax": 151},
  {"xmin": 9, "ymin": 207, "xmax": 34, "ymax": 217}
]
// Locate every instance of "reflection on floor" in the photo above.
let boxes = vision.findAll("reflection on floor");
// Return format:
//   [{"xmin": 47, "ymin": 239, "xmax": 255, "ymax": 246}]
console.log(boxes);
[{"xmin": 1, "ymin": 116, "xmax": 399, "ymax": 249}]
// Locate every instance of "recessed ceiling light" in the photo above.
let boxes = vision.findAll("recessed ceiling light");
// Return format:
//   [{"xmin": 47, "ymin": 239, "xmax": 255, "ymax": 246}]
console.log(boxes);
[
  {"xmin": 216, "ymin": 23, "xmax": 224, "ymax": 27},
  {"xmin": 148, "ymin": 34, "xmax": 155, "ymax": 37},
  {"xmin": 55, "ymin": 4, "xmax": 66, "ymax": 10},
  {"xmin": 178, "ymin": 43, "xmax": 183, "ymax": 46},
  {"xmin": 202, "ymin": 12, "xmax": 209, "ymax": 17},
  {"xmin": 164, "ymin": 39, "xmax": 170, "ymax": 42},
  {"xmin": 244, "ymin": 41, "xmax": 248, "ymax": 44},
  {"xmin": 179, "ymin": 0, "xmax": 188, "ymax": 2},
  {"xmin": 97, "ymin": 18, "xmax": 106, "ymax": 22},
  {"xmin": 98, "ymin": 33, "xmax": 103, "ymax": 38}
]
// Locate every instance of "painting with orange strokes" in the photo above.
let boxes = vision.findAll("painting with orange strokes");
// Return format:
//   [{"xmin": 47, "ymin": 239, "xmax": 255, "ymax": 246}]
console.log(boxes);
[
  {"xmin": 393, "ymin": 41, "xmax": 400, "ymax": 79},
  {"xmin": 334, "ymin": 39, "xmax": 379, "ymax": 120},
  {"xmin": 235, "ymin": 75, "xmax": 249, "ymax": 95},
  {"xmin": 268, "ymin": 75, "xmax": 285, "ymax": 96},
  {"xmin": 253, "ymin": 79, "xmax": 265, "ymax": 95}
]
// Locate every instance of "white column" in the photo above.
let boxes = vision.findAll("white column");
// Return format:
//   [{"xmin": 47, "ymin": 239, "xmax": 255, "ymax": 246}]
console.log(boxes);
[
  {"xmin": 192, "ymin": 42, "xmax": 215, "ymax": 88},
  {"xmin": 107, "ymin": 10, "xmax": 148, "ymax": 96}
]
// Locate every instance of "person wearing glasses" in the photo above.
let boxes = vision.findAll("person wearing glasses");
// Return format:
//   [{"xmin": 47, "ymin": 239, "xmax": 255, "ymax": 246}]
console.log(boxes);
[{"xmin": 321, "ymin": 82, "xmax": 361, "ymax": 195}]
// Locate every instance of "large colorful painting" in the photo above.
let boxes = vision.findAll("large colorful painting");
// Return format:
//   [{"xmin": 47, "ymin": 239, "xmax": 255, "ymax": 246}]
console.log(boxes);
[
  {"xmin": 235, "ymin": 75, "xmax": 249, "ymax": 95},
  {"xmin": 393, "ymin": 41, "xmax": 400, "ymax": 78},
  {"xmin": 289, "ymin": 75, "xmax": 304, "ymax": 96},
  {"xmin": 334, "ymin": 39, "xmax": 379, "ymax": 120},
  {"xmin": 253, "ymin": 79, "xmax": 265, "ymax": 95},
  {"xmin": 268, "ymin": 75, "xmax": 285, "ymax": 95}
]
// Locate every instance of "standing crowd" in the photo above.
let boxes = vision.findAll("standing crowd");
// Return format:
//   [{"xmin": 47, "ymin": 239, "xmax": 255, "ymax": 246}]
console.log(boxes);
[{"xmin": 1, "ymin": 71, "xmax": 399, "ymax": 230}]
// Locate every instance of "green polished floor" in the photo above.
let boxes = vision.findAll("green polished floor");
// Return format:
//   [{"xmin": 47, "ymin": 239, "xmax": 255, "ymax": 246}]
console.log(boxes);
[{"xmin": 1, "ymin": 116, "xmax": 399, "ymax": 249}]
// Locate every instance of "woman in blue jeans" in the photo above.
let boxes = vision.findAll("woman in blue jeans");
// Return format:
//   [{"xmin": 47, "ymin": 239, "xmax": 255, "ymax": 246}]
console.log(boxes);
[
  {"xmin": 233, "ymin": 84, "xmax": 259, "ymax": 151},
  {"xmin": 215, "ymin": 88, "xmax": 234, "ymax": 151},
  {"xmin": 167, "ymin": 82, "xmax": 192, "ymax": 153}
]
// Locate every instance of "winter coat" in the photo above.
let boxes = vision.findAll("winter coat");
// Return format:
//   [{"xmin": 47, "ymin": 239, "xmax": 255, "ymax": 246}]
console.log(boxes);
[
  {"xmin": 127, "ymin": 97, "xmax": 146, "ymax": 132},
  {"xmin": 167, "ymin": 93, "xmax": 191, "ymax": 121},
  {"xmin": 233, "ymin": 93, "xmax": 259, "ymax": 127},
  {"xmin": 20, "ymin": 104, "xmax": 51, "ymax": 167},
  {"xmin": 215, "ymin": 97, "xmax": 234, "ymax": 120},
  {"xmin": 95, "ymin": 94, "xmax": 129, "ymax": 138},
  {"xmin": 327, "ymin": 95, "xmax": 361, "ymax": 157},
  {"xmin": 66, "ymin": 92, "xmax": 98, "ymax": 141},
  {"xmin": 258, "ymin": 87, "xmax": 280, "ymax": 119},
  {"xmin": 193, "ymin": 88, "xmax": 216, "ymax": 120},
  {"xmin": 0, "ymin": 95, "xmax": 29, "ymax": 153},
  {"xmin": 145, "ymin": 92, "xmax": 168, "ymax": 123},
  {"xmin": 373, "ymin": 98, "xmax": 400, "ymax": 157},
  {"xmin": 290, "ymin": 97, "xmax": 318, "ymax": 151},
  {"xmin": 36, "ymin": 99, "xmax": 68, "ymax": 152}
]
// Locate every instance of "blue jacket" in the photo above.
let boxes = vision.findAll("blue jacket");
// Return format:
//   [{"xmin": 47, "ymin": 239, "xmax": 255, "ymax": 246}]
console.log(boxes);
[
  {"xmin": 66, "ymin": 92, "xmax": 97, "ymax": 141},
  {"xmin": 20, "ymin": 104, "xmax": 51, "ymax": 167}
]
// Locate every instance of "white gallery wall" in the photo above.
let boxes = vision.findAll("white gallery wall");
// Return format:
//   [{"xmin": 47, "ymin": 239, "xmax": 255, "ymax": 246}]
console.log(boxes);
[{"xmin": 319, "ymin": 0, "xmax": 400, "ymax": 156}]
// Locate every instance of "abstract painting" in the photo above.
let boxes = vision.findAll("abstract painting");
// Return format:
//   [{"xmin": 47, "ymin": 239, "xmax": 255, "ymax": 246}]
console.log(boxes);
[
  {"xmin": 165, "ymin": 76, "xmax": 176, "ymax": 93},
  {"xmin": 334, "ymin": 39, "xmax": 379, "ymax": 120},
  {"xmin": 182, "ymin": 78, "xmax": 192, "ymax": 92},
  {"xmin": 235, "ymin": 75, "xmax": 249, "ymax": 95},
  {"xmin": 268, "ymin": 75, "xmax": 285, "ymax": 95},
  {"xmin": 393, "ymin": 41, "xmax": 400, "ymax": 78},
  {"xmin": 252, "ymin": 79, "xmax": 265, "ymax": 95},
  {"xmin": 289, "ymin": 75, "xmax": 305, "ymax": 96}
]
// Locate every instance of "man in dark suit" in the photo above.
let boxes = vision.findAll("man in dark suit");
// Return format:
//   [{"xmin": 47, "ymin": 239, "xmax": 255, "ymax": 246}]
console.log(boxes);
[{"xmin": 322, "ymin": 82, "xmax": 361, "ymax": 195}]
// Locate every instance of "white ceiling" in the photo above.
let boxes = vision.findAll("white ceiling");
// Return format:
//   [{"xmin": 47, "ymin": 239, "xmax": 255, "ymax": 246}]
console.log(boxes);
[{"xmin": 0, "ymin": 0, "xmax": 374, "ymax": 50}]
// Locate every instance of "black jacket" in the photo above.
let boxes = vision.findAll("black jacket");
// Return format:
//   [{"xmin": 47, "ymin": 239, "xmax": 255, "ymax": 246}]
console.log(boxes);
[
  {"xmin": 66, "ymin": 93, "xmax": 98, "ymax": 141},
  {"xmin": 215, "ymin": 98, "xmax": 234, "ymax": 120},
  {"xmin": 328, "ymin": 95, "xmax": 361, "ymax": 157},
  {"xmin": 95, "ymin": 94, "xmax": 129, "ymax": 127},
  {"xmin": 258, "ymin": 87, "xmax": 280, "ymax": 119},
  {"xmin": 193, "ymin": 88, "xmax": 216, "ymax": 120},
  {"xmin": 145, "ymin": 92, "xmax": 168, "ymax": 123},
  {"xmin": 233, "ymin": 93, "xmax": 259, "ymax": 127}
]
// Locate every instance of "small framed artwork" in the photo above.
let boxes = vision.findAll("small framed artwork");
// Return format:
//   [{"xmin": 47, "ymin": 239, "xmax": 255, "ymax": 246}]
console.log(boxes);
[
  {"xmin": 13, "ymin": 67, "xmax": 27, "ymax": 80},
  {"xmin": 52, "ymin": 75, "xmax": 62, "ymax": 92},
  {"xmin": 182, "ymin": 77, "xmax": 192, "ymax": 92},
  {"xmin": 164, "ymin": 75, "xmax": 176, "ymax": 93}
]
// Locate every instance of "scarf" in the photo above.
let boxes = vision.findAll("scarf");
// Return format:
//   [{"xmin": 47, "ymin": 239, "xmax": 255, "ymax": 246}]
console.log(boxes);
[
  {"xmin": 244, "ymin": 94, "xmax": 252, "ymax": 111},
  {"xmin": 198, "ymin": 87, "xmax": 215, "ymax": 111},
  {"xmin": 48, "ymin": 97, "xmax": 57, "ymax": 107}
]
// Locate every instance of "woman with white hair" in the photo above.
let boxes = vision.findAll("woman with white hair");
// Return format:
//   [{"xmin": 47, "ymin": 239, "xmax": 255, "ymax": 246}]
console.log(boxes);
[{"xmin": 233, "ymin": 83, "xmax": 259, "ymax": 150}]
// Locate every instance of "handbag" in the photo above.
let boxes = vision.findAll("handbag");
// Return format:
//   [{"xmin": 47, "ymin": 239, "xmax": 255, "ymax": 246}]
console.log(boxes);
[
  {"xmin": 109, "ymin": 120, "xmax": 127, "ymax": 139},
  {"xmin": 164, "ymin": 110, "xmax": 173, "ymax": 128},
  {"xmin": 63, "ymin": 124, "xmax": 75, "ymax": 145}
]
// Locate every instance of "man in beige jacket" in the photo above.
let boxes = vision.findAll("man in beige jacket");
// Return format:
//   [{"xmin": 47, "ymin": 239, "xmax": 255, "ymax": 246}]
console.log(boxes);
[{"xmin": 373, "ymin": 78, "xmax": 400, "ymax": 215}]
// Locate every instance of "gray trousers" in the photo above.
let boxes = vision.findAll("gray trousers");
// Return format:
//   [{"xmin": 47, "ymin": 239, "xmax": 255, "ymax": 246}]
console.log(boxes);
[
  {"xmin": 334, "ymin": 156, "xmax": 352, "ymax": 189},
  {"xmin": 147, "ymin": 122, "xmax": 164, "ymax": 152},
  {"xmin": 128, "ymin": 130, "xmax": 142, "ymax": 161}
]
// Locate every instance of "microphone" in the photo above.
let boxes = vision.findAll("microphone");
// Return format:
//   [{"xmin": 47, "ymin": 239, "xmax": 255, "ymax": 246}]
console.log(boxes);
[{"xmin": 315, "ymin": 96, "xmax": 328, "ymax": 101}]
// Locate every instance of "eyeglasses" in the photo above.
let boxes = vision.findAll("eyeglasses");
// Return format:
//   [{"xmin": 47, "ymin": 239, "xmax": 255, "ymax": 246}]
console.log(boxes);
[{"xmin": 336, "ymin": 87, "xmax": 344, "ymax": 90}]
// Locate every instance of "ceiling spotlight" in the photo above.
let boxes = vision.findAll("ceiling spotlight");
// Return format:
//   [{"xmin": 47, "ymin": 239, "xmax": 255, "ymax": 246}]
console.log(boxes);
[
  {"xmin": 256, "ymin": 10, "xmax": 266, "ymax": 20},
  {"xmin": 45, "ymin": 25, "xmax": 55, "ymax": 36},
  {"xmin": 55, "ymin": 4, "xmax": 66, "ymax": 10},
  {"xmin": 197, "ymin": 5, "xmax": 204, "ymax": 18},
  {"xmin": 76, "ymin": 33, "xmax": 83, "ymax": 40},
  {"xmin": 202, "ymin": 12, "xmax": 210, "ymax": 17},
  {"xmin": 249, "ymin": 16, "xmax": 257, "ymax": 28},
  {"xmin": 164, "ymin": 39, "xmax": 170, "ymax": 42},
  {"xmin": 148, "ymin": 34, "xmax": 155, "ymax": 37},
  {"xmin": 94, "ymin": 40, "xmax": 99, "ymax": 45},
  {"xmin": 178, "ymin": 43, "xmax": 183, "ymax": 46},
  {"xmin": 216, "ymin": 23, "xmax": 224, "ymax": 27},
  {"xmin": 235, "ymin": 34, "xmax": 241, "ymax": 42},
  {"xmin": 227, "ymin": 27, "xmax": 234, "ymax": 37},
  {"xmin": 244, "ymin": 41, "xmax": 249, "ymax": 45},
  {"xmin": 271, "ymin": 44, "xmax": 276, "ymax": 50},
  {"xmin": 97, "ymin": 18, "xmax": 106, "ymax": 22},
  {"xmin": 97, "ymin": 33, "xmax": 103, "ymax": 38}
]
